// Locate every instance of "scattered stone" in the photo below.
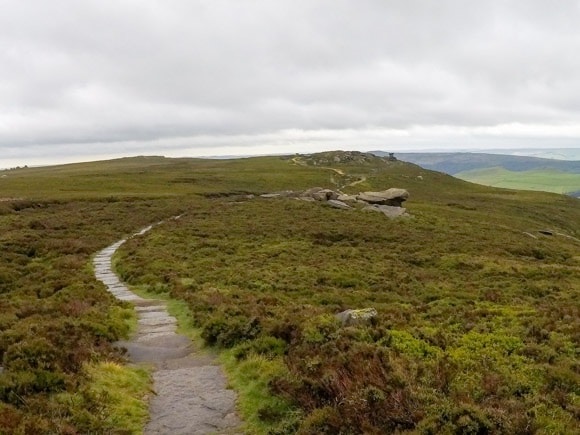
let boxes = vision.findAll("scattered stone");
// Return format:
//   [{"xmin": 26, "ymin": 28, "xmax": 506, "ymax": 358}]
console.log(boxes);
[
  {"xmin": 327, "ymin": 199, "xmax": 352, "ymax": 210},
  {"xmin": 337, "ymin": 194, "xmax": 357, "ymax": 202},
  {"xmin": 312, "ymin": 189, "xmax": 339, "ymax": 201},
  {"xmin": 261, "ymin": 185, "xmax": 411, "ymax": 218},
  {"xmin": 302, "ymin": 187, "xmax": 325, "ymax": 196},
  {"xmin": 299, "ymin": 187, "xmax": 339, "ymax": 201},
  {"xmin": 335, "ymin": 308, "xmax": 378, "ymax": 326},
  {"xmin": 363, "ymin": 204, "xmax": 409, "ymax": 218}
]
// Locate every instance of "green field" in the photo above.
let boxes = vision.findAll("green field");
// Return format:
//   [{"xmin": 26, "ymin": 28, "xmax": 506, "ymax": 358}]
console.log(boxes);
[
  {"xmin": 1, "ymin": 153, "xmax": 579, "ymax": 433},
  {"xmin": 455, "ymin": 166, "xmax": 580, "ymax": 195}
]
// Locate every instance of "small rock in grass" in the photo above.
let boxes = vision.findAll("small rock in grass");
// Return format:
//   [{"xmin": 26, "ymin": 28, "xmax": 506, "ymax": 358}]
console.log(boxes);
[
  {"xmin": 335, "ymin": 308, "xmax": 378, "ymax": 326},
  {"xmin": 327, "ymin": 199, "xmax": 352, "ymax": 210}
]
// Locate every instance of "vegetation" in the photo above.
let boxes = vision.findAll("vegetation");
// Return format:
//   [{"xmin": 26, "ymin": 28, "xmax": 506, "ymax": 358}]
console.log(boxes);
[
  {"xmin": 1, "ymin": 152, "xmax": 579, "ymax": 433},
  {"xmin": 376, "ymin": 151, "xmax": 580, "ymax": 196},
  {"xmin": 380, "ymin": 151, "xmax": 580, "ymax": 174},
  {"xmin": 0, "ymin": 195, "xmax": 189, "ymax": 432},
  {"xmin": 455, "ymin": 167, "xmax": 580, "ymax": 196}
]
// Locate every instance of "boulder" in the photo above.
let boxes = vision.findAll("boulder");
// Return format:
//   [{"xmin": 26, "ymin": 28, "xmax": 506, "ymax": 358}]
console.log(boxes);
[
  {"xmin": 311, "ymin": 189, "xmax": 339, "ymax": 201},
  {"xmin": 302, "ymin": 187, "xmax": 325, "ymax": 196},
  {"xmin": 335, "ymin": 308, "xmax": 378, "ymax": 326},
  {"xmin": 301, "ymin": 187, "xmax": 339, "ymax": 201},
  {"xmin": 337, "ymin": 194, "xmax": 357, "ymax": 202},
  {"xmin": 327, "ymin": 199, "xmax": 352, "ymax": 210},
  {"xmin": 357, "ymin": 188, "xmax": 409, "ymax": 207},
  {"xmin": 363, "ymin": 204, "xmax": 409, "ymax": 218}
]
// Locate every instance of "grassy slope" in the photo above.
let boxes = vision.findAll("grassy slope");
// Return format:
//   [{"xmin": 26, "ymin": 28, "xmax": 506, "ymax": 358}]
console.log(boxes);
[
  {"xmin": 1, "ymin": 154, "xmax": 579, "ymax": 433},
  {"xmin": 376, "ymin": 151, "xmax": 580, "ymax": 174},
  {"xmin": 0, "ymin": 155, "xmax": 335, "ymax": 433},
  {"xmin": 110, "ymin": 154, "xmax": 580, "ymax": 434},
  {"xmin": 0, "ymin": 155, "xmax": 332, "ymax": 200},
  {"xmin": 455, "ymin": 166, "xmax": 580, "ymax": 195}
]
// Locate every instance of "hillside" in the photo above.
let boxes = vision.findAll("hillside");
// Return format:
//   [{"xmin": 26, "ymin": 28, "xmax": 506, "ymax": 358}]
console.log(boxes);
[
  {"xmin": 455, "ymin": 167, "xmax": 580, "ymax": 196},
  {"xmin": 370, "ymin": 151, "xmax": 580, "ymax": 196},
  {"xmin": 1, "ymin": 151, "xmax": 579, "ymax": 433},
  {"xmin": 371, "ymin": 151, "xmax": 580, "ymax": 173}
]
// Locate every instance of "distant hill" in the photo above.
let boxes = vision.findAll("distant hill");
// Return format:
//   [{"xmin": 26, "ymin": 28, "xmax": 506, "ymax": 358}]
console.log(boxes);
[
  {"xmin": 370, "ymin": 151, "xmax": 580, "ymax": 196},
  {"xmin": 370, "ymin": 151, "xmax": 580, "ymax": 173}
]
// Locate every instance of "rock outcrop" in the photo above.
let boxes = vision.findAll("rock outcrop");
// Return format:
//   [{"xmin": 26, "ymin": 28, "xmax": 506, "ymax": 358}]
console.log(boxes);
[
  {"xmin": 259, "ymin": 186, "xmax": 410, "ymax": 219},
  {"xmin": 356, "ymin": 188, "xmax": 409, "ymax": 207}
]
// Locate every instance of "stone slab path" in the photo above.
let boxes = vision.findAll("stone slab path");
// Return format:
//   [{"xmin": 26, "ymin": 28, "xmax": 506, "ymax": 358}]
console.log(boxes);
[{"xmin": 94, "ymin": 224, "xmax": 241, "ymax": 434}]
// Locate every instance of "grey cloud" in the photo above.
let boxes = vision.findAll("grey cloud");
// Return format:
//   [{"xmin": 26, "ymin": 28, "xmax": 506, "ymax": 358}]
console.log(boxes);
[{"xmin": 1, "ymin": 0, "xmax": 580, "ymax": 164}]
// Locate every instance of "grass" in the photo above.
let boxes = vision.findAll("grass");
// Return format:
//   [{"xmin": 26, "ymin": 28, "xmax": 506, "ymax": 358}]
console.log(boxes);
[
  {"xmin": 1, "ymin": 152, "xmax": 579, "ymax": 433},
  {"xmin": 220, "ymin": 352, "xmax": 297, "ymax": 434},
  {"xmin": 55, "ymin": 361, "xmax": 151, "ymax": 434},
  {"xmin": 113, "ymin": 154, "xmax": 580, "ymax": 433},
  {"xmin": 455, "ymin": 166, "xmax": 580, "ymax": 195}
]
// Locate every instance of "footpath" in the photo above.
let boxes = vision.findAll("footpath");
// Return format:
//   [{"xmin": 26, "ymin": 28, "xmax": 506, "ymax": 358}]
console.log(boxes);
[{"xmin": 93, "ymin": 223, "xmax": 241, "ymax": 434}]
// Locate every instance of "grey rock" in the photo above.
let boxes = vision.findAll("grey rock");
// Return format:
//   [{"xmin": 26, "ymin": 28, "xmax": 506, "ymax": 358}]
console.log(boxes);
[
  {"xmin": 311, "ymin": 189, "xmax": 339, "ymax": 201},
  {"xmin": 327, "ymin": 199, "xmax": 352, "ymax": 210},
  {"xmin": 337, "ymin": 194, "xmax": 357, "ymax": 202},
  {"xmin": 300, "ymin": 187, "xmax": 339, "ymax": 201},
  {"xmin": 362, "ymin": 204, "xmax": 409, "ymax": 218},
  {"xmin": 260, "ymin": 193, "xmax": 281, "ymax": 198},
  {"xmin": 335, "ymin": 308, "xmax": 378, "ymax": 326},
  {"xmin": 302, "ymin": 187, "xmax": 325, "ymax": 196},
  {"xmin": 357, "ymin": 188, "xmax": 409, "ymax": 206}
]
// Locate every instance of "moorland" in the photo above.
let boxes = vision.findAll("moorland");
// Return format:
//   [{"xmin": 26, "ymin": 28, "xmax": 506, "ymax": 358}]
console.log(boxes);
[
  {"xmin": 0, "ymin": 151, "xmax": 579, "ymax": 434},
  {"xmin": 372, "ymin": 151, "xmax": 580, "ymax": 197}
]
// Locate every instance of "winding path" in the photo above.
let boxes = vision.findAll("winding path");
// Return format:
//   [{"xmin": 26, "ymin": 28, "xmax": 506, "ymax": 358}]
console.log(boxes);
[{"xmin": 93, "ymin": 222, "xmax": 241, "ymax": 434}]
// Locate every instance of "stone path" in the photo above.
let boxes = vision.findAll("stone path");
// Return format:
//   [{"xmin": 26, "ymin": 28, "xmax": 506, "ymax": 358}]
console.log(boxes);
[{"xmin": 93, "ymin": 224, "xmax": 241, "ymax": 434}]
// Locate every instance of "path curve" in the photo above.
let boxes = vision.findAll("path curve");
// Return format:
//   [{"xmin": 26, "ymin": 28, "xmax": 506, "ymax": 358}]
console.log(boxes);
[{"xmin": 94, "ymin": 220, "xmax": 241, "ymax": 434}]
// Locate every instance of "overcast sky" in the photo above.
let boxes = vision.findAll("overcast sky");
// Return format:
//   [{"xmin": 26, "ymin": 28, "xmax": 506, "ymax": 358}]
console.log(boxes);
[{"xmin": 2, "ymin": 0, "xmax": 580, "ymax": 166}]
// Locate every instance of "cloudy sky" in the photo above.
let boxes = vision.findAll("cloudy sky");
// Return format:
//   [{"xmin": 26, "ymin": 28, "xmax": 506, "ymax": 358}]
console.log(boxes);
[{"xmin": 2, "ymin": 0, "xmax": 580, "ymax": 166}]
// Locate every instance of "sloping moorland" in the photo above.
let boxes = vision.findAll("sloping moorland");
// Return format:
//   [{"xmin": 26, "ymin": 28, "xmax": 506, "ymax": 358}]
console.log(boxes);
[
  {"xmin": 1, "ymin": 152, "xmax": 579, "ymax": 433},
  {"xmin": 371, "ymin": 151, "xmax": 580, "ymax": 197}
]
